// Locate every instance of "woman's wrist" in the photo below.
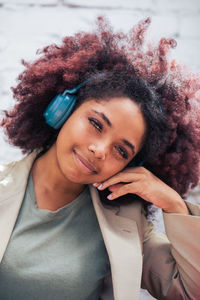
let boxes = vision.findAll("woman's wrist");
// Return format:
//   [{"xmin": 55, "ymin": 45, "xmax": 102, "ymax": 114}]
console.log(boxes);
[{"xmin": 163, "ymin": 198, "xmax": 190, "ymax": 215}]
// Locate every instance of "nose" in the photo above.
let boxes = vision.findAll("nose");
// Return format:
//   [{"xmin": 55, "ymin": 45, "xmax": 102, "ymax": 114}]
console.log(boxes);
[{"xmin": 88, "ymin": 143, "xmax": 106, "ymax": 160}]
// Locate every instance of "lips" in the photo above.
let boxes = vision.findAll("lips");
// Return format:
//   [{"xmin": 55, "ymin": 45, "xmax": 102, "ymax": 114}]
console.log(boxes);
[{"xmin": 73, "ymin": 150, "xmax": 98, "ymax": 174}]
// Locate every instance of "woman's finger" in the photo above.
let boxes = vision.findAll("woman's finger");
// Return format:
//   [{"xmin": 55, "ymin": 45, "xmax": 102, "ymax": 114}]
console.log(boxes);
[
  {"xmin": 107, "ymin": 182, "xmax": 139, "ymax": 200},
  {"xmin": 108, "ymin": 183, "xmax": 125, "ymax": 192},
  {"xmin": 94, "ymin": 172, "xmax": 142, "ymax": 191}
]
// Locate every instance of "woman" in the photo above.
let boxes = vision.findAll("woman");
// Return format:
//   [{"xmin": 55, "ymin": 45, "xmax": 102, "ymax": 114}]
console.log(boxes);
[{"xmin": 0, "ymin": 17, "xmax": 200, "ymax": 300}]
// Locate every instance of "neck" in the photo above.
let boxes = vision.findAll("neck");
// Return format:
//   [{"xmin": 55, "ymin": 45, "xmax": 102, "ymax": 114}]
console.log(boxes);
[{"xmin": 32, "ymin": 144, "xmax": 86, "ymax": 210}]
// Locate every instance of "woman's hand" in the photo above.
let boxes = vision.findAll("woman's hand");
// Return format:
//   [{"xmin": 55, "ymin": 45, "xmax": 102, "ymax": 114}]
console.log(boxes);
[{"xmin": 93, "ymin": 167, "xmax": 189, "ymax": 215}]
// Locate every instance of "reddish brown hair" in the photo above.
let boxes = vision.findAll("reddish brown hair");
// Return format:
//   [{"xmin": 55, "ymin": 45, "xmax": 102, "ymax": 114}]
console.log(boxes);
[{"xmin": 1, "ymin": 17, "xmax": 200, "ymax": 201}]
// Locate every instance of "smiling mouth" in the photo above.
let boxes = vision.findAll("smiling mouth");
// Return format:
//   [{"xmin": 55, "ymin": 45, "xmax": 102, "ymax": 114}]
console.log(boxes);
[{"xmin": 73, "ymin": 150, "xmax": 98, "ymax": 174}]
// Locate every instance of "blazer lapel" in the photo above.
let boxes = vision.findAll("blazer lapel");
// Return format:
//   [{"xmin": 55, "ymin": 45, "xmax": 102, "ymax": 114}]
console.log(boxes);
[
  {"xmin": 89, "ymin": 185, "xmax": 143, "ymax": 300},
  {"xmin": 0, "ymin": 152, "xmax": 37, "ymax": 262}
]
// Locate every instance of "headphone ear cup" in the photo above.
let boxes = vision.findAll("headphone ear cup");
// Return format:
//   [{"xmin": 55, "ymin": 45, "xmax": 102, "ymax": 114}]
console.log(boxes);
[
  {"xmin": 43, "ymin": 93, "xmax": 77, "ymax": 129},
  {"xmin": 43, "ymin": 73, "xmax": 105, "ymax": 129}
]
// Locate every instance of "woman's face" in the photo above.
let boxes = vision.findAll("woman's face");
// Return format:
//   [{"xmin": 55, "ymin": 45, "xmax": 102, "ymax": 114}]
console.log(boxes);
[{"xmin": 55, "ymin": 97, "xmax": 146, "ymax": 184}]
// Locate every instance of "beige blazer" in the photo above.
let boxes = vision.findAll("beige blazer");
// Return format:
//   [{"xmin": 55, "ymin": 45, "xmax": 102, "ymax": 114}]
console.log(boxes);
[{"xmin": 0, "ymin": 152, "xmax": 200, "ymax": 300}]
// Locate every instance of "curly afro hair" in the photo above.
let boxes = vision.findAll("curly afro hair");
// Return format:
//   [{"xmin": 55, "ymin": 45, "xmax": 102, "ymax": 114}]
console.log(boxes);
[{"xmin": 1, "ymin": 16, "xmax": 200, "ymax": 212}]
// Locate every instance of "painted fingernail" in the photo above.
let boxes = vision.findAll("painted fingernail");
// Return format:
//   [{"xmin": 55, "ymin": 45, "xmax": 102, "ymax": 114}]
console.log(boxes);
[
  {"xmin": 107, "ymin": 194, "xmax": 112, "ymax": 200},
  {"xmin": 97, "ymin": 184, "xmax": 103, "ymax": 190},
  {"xmin": 93, "ymin": 183, "xmax": 99, "ymax": 187}
]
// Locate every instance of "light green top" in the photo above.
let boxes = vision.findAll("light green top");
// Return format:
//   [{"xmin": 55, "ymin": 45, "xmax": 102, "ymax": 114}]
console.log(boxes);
[{"xmin": 0, "ymin": 172, "xmax": 110, "ymax": 299}]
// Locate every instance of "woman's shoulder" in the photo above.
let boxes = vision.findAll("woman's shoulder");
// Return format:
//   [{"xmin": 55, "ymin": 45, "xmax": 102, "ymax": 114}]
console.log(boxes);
[
  {"xmin": 0, "ymin": 152, "xmax": 39, "ymax": 205},
  {"xmin": 0, "ymin": 160, "xmax": 17, "ymax": 181},
  {"xmin": 0, "ymin": 152, "xmax": 38, "ymax": 182}
]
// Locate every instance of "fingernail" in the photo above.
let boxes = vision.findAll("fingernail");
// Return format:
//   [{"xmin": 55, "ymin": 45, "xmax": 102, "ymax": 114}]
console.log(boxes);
[
  {"xmin": 93, "ymin": 183, "xmax": 99, "ymax": 187},
  {"xmin": 97, "ymin": 184, "xmax": 103, "ymax": 190},
  {"xmin": 107, "ymin": 194, "xmax": 112, "ymax": 200}
]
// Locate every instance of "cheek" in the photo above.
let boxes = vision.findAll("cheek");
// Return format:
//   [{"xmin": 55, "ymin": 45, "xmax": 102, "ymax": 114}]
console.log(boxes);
[
  {"xmin": 59, "ymin": 117, "xmax": 91, "ymax": 147},
  {"xmin": 70, "ymin": 116, "xmax": 93, "ymax": 137}
]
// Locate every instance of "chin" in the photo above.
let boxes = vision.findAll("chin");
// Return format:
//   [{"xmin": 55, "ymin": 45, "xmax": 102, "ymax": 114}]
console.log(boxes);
[{"xmin": 63, "ymin": 169, "xmax": 94, "ymax": 185}]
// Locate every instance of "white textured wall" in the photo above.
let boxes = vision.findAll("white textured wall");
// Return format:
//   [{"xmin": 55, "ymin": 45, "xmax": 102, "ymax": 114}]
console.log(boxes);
[{"xmin": 0, "ymin": 1, "xmax": 200, "ymax": 299}]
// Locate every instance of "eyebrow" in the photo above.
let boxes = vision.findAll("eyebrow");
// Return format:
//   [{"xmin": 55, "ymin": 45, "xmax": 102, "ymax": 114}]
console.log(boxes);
[
  {"xmin": 92, "ymin": 109, "xmax": 112, "ymax": 127},
  {"xmin": 122, "ymin": 139, "xmax": 135, "ymax": 155},
  {"xmin": 91, "ymin": 109, "xmax": 135, "ymax": 155}
]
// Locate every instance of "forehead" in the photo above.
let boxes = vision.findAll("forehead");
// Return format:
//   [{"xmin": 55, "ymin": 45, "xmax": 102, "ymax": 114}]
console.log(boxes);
[{"xmin": 81, "ymin": 97, "xmax": 147, "ymax": 153}]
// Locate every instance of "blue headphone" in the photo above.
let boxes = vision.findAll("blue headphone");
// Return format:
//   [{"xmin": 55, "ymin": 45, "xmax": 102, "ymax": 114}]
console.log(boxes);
[
  {"xmin": 43, "ymin": 80, "xmax": 89, "ymax": 130},
  {"xmin": 43, "ymin": 74, "xmax": 144, "ymax": 167},
  {"xmin": 43, "ymin": 73, "xmax": 108, "ymax": 129}
]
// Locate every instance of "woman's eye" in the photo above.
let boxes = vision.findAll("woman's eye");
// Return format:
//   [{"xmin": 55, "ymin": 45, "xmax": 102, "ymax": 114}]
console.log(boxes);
[
  {"xmin": 88, "ymin": 118, "xmax": 103, "ymax": 132},
  {"xmin": 115, "ymin": 146, "xmax": 128, "ymax": 159}
]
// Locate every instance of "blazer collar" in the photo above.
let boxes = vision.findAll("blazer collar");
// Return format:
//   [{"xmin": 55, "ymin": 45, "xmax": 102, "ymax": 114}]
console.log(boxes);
[
  {"xmin": 0, "ymin": 152, "xmax": 38, "ymax": 262},
  {"xmin": 89, "ymin": 185, "xmax": 143, "ymax": 300}
]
